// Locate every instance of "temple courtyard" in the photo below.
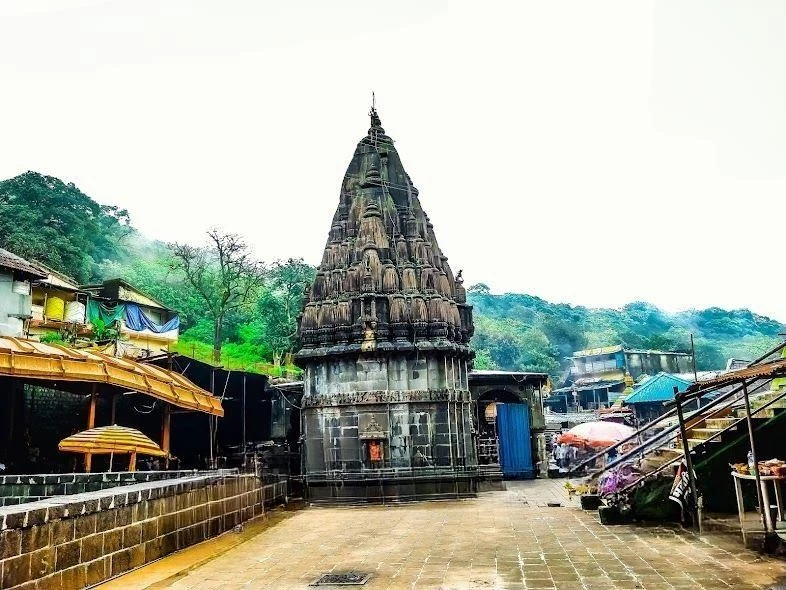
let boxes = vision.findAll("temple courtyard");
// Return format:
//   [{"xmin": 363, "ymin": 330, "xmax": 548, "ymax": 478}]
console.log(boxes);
[{"xmin": 100, "ymin": 479, "xmax": 786, "ymax": 590}]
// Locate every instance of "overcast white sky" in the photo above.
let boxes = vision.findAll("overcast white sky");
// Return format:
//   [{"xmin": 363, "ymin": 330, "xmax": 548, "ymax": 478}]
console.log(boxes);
[{"xmin": 2, "ymin": 1, "xmax": 785, "ymax": 320}]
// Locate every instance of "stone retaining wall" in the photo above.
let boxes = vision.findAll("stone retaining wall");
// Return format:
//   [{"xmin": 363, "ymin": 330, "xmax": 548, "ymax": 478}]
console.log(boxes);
[
  {"xmin": 0, "ymin": 473, "xmax": 287, "ymax": 590},
  {"xmin": 0, "ymin": 471, "xmax": 220, "ymax": 506}
]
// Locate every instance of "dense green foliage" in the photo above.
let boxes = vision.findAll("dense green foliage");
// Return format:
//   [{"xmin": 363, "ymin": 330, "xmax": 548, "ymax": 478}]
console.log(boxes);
[
  {"xmin": 469, "ymin": 287, "xmax": 785, "ymax": 379},
  {"xmin": 0, "ymin": 172, "xmax": 131, "ymax": 282},
  {"xmin": 2, "ymin": 171, "xmax": 782, "ymax": 380},
  {"xmin": 97, "ymin": 238, "xmax": 314, "ymax": 370}
]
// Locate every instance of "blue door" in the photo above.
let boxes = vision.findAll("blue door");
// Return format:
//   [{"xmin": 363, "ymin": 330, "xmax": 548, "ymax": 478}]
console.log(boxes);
[{"xmin": 497, "ymin": 403, "xmax": 534, "ymax": 479}]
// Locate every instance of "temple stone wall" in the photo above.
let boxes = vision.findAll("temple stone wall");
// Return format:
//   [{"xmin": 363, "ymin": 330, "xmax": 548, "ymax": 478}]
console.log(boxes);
[
  {"xmin": 0, "ymin": 474, "xmax": 286, "ymax": 590},
  {"xmin": 304, "ymin": 355, "xmax": 468, "ymax": 397},
  {"xmin": 304, "ymin": 399, "xmax": 476, "ymax": 474}
]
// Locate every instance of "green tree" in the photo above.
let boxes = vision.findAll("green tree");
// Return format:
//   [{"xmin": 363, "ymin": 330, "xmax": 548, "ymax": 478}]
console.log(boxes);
[
  {"xmin": 0, "ymin": 171, "xmax": 131, "ymax": 282},
  {"xmin": 467, "ymin": 283, "xmax": 490, "ymax": 295},
  {"xmin": 169, "ymin": 229, "xmax": 263, "ymax": 362}
]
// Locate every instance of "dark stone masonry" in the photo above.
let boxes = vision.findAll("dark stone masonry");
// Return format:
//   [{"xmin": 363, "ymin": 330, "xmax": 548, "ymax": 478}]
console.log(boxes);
[
  {"xmin": 0, "ymin": 473, "xmax": 286, "ymax": 589},
  {"xmin": 296, "ymin": 108, "xmax": 477, "ymax": 502}
]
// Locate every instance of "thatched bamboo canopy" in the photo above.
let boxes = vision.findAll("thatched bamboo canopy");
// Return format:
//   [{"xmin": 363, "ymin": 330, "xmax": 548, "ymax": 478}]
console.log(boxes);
[{"xmin": 59, "ymin": 425, "xmax": 166, "ymax": 456}]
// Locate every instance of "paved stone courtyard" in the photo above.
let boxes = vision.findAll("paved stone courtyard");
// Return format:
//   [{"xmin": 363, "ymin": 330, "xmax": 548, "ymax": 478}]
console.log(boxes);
[{"xmin": 103, "ymin": 479, "xmax": 786, "ymax": 590}]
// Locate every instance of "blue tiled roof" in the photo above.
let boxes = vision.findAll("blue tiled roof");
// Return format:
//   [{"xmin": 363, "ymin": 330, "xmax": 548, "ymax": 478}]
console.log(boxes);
[{"xmin": 624, "ymin": 372, "xmax": 692, "ymax": 404}]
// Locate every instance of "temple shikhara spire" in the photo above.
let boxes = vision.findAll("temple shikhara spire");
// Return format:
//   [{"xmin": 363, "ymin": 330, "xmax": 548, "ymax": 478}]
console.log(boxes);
[{"xmin": 296, "ymin": 106, "xmax": 477, "ymax": 502}]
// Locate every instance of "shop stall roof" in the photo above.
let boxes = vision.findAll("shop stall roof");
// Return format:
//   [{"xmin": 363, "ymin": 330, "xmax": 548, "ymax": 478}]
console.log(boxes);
[
  {"xmin": 685, "ymin": 358, "xmax": 786, "ymax": 394},
  {"xmin": 625, "ymin": 372, "xmax": 692, "ymax": 404},
  {"xmin": 30, "ymin": 261, "xmax": 82, "ymax": 291},
  {"xmin": 80, "ymin": 278, "xmax": 173, "ymax": 311},
  {"xmin": 0, "ymin": 336, "xmax": 223, "ymax": 416},
  {"xmin": 0, "ymin": 248, "xmax": 46, "ymax": 280}
]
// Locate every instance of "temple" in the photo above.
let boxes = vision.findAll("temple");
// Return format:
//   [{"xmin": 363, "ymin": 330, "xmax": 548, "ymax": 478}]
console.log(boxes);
[{"xmin": 296, "ymin": 107, "xmax": 478, "ymax": 502}]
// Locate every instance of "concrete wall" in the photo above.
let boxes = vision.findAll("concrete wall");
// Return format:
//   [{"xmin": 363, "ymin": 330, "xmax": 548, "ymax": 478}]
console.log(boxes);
[
  {"xmin": 0, "ymin": 473, "xmax": 286, "ymax": 590},
  {"xmin": 0, "ymin": 271, "xmax": 31, "ymax": 337},
  {"xmin": 0, "ymin": 471, "xmax": 217, "ymax": 507}
]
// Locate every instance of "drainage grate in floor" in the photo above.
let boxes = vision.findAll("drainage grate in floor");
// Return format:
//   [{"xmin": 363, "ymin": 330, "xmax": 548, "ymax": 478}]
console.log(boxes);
[{"xmin": 311, "ymin": 571, "xmax": 372, "ymax": 586}]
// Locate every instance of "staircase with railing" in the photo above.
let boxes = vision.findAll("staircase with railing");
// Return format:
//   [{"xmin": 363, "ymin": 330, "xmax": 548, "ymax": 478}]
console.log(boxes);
[{"xmin": 568, "ymin": 339, "xmax": 786, "ymax": 532}]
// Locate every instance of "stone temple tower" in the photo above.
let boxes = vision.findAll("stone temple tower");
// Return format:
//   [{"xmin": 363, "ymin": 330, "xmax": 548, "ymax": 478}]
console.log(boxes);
[{"xmin": 296, "ymin": 107, "xmax": 477, "ymax": 502}]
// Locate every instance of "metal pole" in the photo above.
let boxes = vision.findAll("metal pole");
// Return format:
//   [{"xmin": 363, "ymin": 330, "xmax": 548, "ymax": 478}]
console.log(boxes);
[
  {"xmin": 690, "ymin": 334, "xmax": 698, "ymax": 383},
  {"xmin": 674, "ymin": 387, "xmax": 701, "ymax": 533},
  {"xmin": 242, "ymin": 374, "xmax": 247, "ymax": 469},
  {"xmin": 742, "ymin": 382, "xmax": 769, "ymax": 533},
  {"xmin": 209, "ymin": 369, "xmax": 215, "ymax": 469}
]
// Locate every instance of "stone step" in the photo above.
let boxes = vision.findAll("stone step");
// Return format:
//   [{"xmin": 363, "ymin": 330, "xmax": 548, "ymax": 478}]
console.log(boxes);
[
  {"xmin": 704, "ymin": 418, "xmax": 738, "ymax": 430},
  {"xmin": 734, "ymin": 407, "xmax": 783, "ymax": 419},
  {"xmin": 688, "ymin": 427, "xmax": 722, "ymax": 441},
  {"xmin": 752, "ymin": 399, "xmax": 786, "ymax": 411},
  {"xmin": 687, "ymin": 438, "xmax": 715, "ymax": 450}
]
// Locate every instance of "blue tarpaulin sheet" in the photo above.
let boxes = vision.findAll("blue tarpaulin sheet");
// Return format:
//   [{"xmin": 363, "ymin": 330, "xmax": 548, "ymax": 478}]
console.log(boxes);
[{"xmin": 124, "ymin": 302, "xmax": 180, "ymax": 333}]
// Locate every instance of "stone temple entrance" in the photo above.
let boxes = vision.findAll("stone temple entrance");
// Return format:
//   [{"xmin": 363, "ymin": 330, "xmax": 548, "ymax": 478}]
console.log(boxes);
[{"xmin": 470, "ymin": 371, "xmax": 550, "ymax": 479}]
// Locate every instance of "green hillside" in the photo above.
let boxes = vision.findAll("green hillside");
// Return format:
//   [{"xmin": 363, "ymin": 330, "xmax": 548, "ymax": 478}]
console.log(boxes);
[
  {"xmin": 2, "ymin": 171, "xmax": 782, "ymax": 381},
  {"xmin": 468, "ymin": 284, "xmax": 784, "ymax": 379}
]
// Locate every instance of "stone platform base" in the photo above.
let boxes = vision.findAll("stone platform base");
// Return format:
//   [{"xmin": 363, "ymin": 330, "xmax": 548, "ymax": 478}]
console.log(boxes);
[{"xmin": 305, "ymin": 472, "xmax": 478, "ymax": 504}]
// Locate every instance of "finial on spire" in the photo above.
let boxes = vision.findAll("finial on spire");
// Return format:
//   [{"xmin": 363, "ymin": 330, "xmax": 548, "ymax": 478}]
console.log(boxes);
[{"xmin": 369, "ymin": 91, "xmax": 382, "ymax": 129}]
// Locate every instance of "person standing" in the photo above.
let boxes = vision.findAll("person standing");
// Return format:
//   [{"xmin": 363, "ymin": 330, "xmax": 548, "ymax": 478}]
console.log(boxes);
[{"xmin": 557, "ymin": 443, "xmax": 568, "ymax": 469}]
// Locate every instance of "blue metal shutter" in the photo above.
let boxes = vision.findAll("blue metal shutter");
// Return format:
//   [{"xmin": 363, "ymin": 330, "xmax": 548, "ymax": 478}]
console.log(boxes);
[{"xmin": 497, "ymin": 403, "xmax": 534, "ymax": 479}]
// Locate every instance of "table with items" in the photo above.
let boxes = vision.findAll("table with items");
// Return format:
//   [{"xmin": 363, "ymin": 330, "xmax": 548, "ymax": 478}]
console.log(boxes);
[{"xmin": 730, "ymin": 459, "xmax": 786, "ymax": 542}]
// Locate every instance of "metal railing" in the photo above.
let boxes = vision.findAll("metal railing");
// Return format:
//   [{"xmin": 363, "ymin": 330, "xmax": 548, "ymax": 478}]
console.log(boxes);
[{"xmin": 568, "ymin": 339, "xmax": 786, "ymax": 481}]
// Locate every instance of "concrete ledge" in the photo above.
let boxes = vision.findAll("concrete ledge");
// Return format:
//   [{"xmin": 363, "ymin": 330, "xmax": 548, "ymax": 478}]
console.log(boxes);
[
  {"xmin": 0, "ymin": 473, "xmax": 286, "ymax": 590},
  {"xmin": 0, "ymin": 471, "xmax": 222, "ymax": 507}
]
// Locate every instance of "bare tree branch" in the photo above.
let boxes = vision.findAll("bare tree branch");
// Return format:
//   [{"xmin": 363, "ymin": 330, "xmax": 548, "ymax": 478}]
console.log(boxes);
[{"xmin": 169, "ymin": 228, "xmax": 264, "ymax": 361}]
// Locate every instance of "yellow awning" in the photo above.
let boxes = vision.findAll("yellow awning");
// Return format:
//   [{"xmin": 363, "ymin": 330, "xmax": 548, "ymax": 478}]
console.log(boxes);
[
  {"xmin": 59, "ymin": 425, "xmax": 167, "ymax": 456},
  {"xmin": 0, "ymin": 336, "xmax": 223, "ymax": 416}
]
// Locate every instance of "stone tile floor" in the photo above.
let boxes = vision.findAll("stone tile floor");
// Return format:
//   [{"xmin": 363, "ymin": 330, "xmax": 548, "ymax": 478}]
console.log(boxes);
[{"xmin": 104, "ymin": 479, "xmax": 786, "ymax": 590}]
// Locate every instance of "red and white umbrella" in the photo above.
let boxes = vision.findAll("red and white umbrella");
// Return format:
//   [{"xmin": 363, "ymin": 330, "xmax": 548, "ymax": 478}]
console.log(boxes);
[{"xmin": 557, "ymin": 421, "xmax": 635, "ymax": 450}]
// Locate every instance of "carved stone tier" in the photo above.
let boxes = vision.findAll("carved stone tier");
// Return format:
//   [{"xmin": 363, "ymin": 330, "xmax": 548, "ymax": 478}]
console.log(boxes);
[{"xmin": 296, "ymin": 108, "xmax": 477, "ymax": 503}]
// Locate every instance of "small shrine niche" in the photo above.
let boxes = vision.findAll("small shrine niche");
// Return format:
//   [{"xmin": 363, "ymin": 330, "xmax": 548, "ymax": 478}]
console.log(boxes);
[{"xmin": 359, "ymin": 415, "xmax": 387, "ymax": 468}]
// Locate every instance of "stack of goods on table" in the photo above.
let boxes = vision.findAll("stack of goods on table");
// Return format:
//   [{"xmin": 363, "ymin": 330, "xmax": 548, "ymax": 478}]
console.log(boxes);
[{"xmin": 731, "ymin": 458, "xmax": 786, "ymax": 476}]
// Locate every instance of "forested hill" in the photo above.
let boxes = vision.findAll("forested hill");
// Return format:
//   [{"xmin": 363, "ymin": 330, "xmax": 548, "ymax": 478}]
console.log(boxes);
[
  {"xmin": 2, "ymin": 171, "xmax": 783, "ymax": 380},
  {"xmin": 467, "ymin": 284, "xmax": 785, "ymax": 378}
]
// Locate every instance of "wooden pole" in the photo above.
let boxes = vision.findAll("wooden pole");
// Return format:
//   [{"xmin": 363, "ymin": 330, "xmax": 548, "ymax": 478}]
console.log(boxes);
[
  {"xmin": 162, "ymin": 404, "xmax": 171, "ymax": 469},
  {"xmin": 129, "ymin": 451, "xmax": 137, "ymax": 472},
  {"xmin": 110, "ymin": 393, "xmax": 118, "ymax": 424},
  {"xmin": 85, "ymin": 385, "xmax": 97, "ymax": 472}
]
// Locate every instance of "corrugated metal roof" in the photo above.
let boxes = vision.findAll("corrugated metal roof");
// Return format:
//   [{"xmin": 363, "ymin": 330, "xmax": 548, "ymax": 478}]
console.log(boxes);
[
  {"xmin": 572, "ymin": 345, "xmax": 623, "ymax": 358},
  {"xmin": 685, "ymin": 358, "xmax": 786, "ymax": 394},
  {"xmin": 0, "ymin": 248, "xmax": 46, "ymax": 279},
  {"xmin": 551, "ymin": 380, "xmax": 624, "ymax": 394},
  {"xmin": 625, "ymin": 372, "xmax": 692, "ymax": 404}
]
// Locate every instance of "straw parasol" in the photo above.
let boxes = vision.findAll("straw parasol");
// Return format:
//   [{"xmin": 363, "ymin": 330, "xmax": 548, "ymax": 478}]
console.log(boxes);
[{"xmin": 59, "ymin": 425, "xmax": 166, "ymax": 471}]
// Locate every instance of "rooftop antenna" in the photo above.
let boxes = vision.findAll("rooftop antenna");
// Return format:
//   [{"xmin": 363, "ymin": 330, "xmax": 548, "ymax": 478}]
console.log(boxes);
[{"xmin": 371, "ymin": 90, "xmax": 376, "ymax": 111}]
